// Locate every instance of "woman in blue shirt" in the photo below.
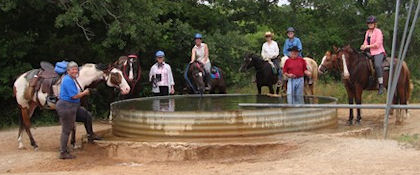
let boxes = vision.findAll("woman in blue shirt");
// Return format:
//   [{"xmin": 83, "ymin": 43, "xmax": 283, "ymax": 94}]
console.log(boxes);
[{"xmin": 55, "ymin": 61, "xmax": 99, "ymax": 159}]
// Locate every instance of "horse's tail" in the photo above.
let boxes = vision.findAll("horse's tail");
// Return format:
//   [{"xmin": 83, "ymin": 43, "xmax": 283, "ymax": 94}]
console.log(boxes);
[{"xmin": 403, "ymin": 62, "xmax": 412, "ymax": 102}]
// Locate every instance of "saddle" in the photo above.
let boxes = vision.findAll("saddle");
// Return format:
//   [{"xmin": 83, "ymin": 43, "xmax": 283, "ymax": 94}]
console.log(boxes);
[
  {"xmin": 28, "ymin": 61, "xmax": 61, "ymax": 105},
  {"xmin": 365, "ymin": 55, "xmax": 391, "ymax": 78}
]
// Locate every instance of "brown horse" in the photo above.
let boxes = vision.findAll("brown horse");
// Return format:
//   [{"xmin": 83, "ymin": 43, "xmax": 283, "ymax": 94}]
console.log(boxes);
[
  {"xmin": 318, "ymin": 45, "xmax": 412, "ymax": 125},
  {"xmin": 13, "ymin": 63, "xmax": 130, "ymax": 150},
  {"xmin": 112, "ymin": 55, "xmax": 142, "ymax": 99},
  {"xmin": 186, "ymin": 61, "xmax": 226, "ymax": 94}
]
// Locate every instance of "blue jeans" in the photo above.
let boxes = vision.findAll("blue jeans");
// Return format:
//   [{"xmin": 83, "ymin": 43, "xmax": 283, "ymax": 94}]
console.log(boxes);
[{"xmin": 287, "ymin": 77, "xmax": 304, "ymax": 104}]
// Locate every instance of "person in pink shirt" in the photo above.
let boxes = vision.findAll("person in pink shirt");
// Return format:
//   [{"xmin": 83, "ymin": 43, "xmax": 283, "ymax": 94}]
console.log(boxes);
[{"xmin": 360, "ymin": 15, "xmax": 386, "ymax": 95}]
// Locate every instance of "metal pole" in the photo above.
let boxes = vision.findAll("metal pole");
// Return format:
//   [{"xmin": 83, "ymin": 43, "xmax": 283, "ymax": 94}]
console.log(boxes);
[
  {"xmin": 397, "ymin": 0, "xmax": 414, "ymax": 61},
  {"xmin": 385, "ymin": 0, "xmax": 420, "ymax": 138},
  {"xmin": 238, "ymin": 103, "xmax": 420, "ymax": 109},
  {"xmin": 384, "ymin": 0, "xmax": 401, "ymax": 139}
]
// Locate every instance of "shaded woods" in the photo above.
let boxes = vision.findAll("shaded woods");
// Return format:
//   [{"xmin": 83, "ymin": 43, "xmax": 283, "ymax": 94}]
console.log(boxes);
[{"xmin": 1, "ymin": 0, "xmax": 419, "ymax": 127}]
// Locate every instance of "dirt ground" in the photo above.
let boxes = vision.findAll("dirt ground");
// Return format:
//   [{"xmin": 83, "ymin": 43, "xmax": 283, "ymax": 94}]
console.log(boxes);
[{"xmin": 1, "ymin": 108, "xmax": 420, "ymax": 175}]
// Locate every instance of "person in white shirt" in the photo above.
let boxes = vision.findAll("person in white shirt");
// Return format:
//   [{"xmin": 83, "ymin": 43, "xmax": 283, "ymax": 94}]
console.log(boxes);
[
  {"xmin": 190, "ymin": 33, "xmax": 211, "ymax": 89},
  {"xmin": 261, "ymin": 31, "xmax": 281, "ymax": 85},
  {"xmin": 149, "ymin": 50, "xmax": 175, "ymax": 96}
]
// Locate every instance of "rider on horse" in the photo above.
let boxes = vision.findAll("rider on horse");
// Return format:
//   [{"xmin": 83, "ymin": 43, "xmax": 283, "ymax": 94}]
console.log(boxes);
[
  {"xmin": 283, "ymin": 27, "xmax": 303, "ymax": 58},
  {"xmin": 282, "ymin": 27, "xmax": 313, "ymax": 85},
  {"xmin": 261, "ymin": 31, "xmax": 281, "ymax": 85},
  {"xmin": 190, "ymin": 33, "xmax": 211, "ymax": 90},
  {"xmin": 360, "ymin": 15, "xmax": 386, "ymax": 95}
]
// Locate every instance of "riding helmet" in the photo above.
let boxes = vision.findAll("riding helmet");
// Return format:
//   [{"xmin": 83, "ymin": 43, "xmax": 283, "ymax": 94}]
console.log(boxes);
[
  {"xmin": 194, "ymin": 33, "xmax": 202, "ymax": 39},
  {"xmin": 366, "ymin": 15, "xmax": 377, "ymax": 23},
  {"xmin": 155, "ymin": 50, "xmax": 165, "ymax": 57},
  {"xmin": 286, "ymin": 27, "xmax": 295, "ymax": 33}
]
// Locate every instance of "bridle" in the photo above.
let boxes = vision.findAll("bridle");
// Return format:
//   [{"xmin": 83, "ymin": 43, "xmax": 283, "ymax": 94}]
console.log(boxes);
[{"xmin": 122, "ymin": 57, "xmax": 142, "ymax": 89}]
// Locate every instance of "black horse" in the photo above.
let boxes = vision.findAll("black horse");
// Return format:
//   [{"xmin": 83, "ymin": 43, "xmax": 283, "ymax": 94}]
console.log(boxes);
[
  {"xmin": 240, "ymin": 53, "xmax": 279, "ymax": 94},
  {"xmin": 185, "ymin": 61, "xmax": 226, "ymax": 94}
]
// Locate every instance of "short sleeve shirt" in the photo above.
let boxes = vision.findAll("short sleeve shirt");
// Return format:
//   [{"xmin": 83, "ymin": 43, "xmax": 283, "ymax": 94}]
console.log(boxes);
[{"xmin": 59, "ymin": 74, "xmax": 80, "ymax": 103}]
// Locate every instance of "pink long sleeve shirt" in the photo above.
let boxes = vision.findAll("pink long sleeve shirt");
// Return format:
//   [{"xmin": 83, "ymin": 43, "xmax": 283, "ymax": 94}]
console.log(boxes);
[{"xmin": 363, "ymin": 28, "xmax": 386, "ymax": 56}]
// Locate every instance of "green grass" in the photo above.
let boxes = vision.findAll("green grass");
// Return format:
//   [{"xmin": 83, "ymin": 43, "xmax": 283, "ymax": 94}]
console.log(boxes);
[{"xmin": 229, "ymin": 79, "xmax": 420, "ymax": 104}]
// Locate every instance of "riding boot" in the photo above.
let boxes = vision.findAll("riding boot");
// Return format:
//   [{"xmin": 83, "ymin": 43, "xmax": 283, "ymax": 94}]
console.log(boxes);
[
  {"xmin": 378, "ymin": 84, "xmax": 384, "ymax": 95},
  {"xmin": 378, "ymin": 77, "xmax": 384, "ymax": 95},
  {"xmin": 59, "ymin": 151, "xmax": 76, "ymax": 159}
]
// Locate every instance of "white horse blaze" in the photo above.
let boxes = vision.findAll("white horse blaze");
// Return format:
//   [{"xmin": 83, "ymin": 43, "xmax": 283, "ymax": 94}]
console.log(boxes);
[
  {"xmin": 318, "ymin": 56, "xmax": 326, "ymax": 72},
  {"xmin": 342, "ymin": 54, "xmax": 350, "ymax": 79},
  {"xmin": 128, "ymin": 58, "xmax": 134, "ymax": 80}
]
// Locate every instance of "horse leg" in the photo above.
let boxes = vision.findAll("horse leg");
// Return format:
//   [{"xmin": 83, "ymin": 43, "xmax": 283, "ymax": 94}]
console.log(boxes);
[
  {"xmin": 70, "ymin": 125, "xmax": 77, "ymax": 150},
  {"xmin": 21, "ymin": 105, "xmax": 38, "ymax": 150},
  {"xmin": 355, "ymin": 87, "xmax": 363, "ymax": 124},
  {"xmin": 269, "ymin": 86, "xmax": 274, "ymax": 94},
  {"xmin": 275, "ymin": 86, "xmax": 280, "ymax": 95},
  {"xmin": 17, "ymin": 112, "xmax": 25, "ymax": 149},
  {"xmin": 219, "ymin": 83, "xmax": 227, "ymax": 94},
  {"xmin": 347, "ymin": 98, "xmax": 354, "ymax": 125},
  {"xmin": 396, "ymin": 86, "xmax": 407, "ymax": 125},
  {"xmin": 345, "ymin": 88, "xmax": 355, "ymax": 125},
  {"xmin": 257, "ymin": 84, "xmax": 262, "ymax": 95}
]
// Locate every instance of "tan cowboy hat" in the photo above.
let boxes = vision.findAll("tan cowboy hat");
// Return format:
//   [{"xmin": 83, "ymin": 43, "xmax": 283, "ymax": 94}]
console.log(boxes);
[{"xmin": 264, "ymin": 31, "xmax": 273, "ymax": 37}]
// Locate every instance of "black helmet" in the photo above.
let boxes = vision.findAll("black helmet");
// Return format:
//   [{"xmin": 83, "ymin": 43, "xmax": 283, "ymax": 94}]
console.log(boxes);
[
  {"xmin": 366, "ymin": 15, "xmax": 377, "ymax": 23},
  {"xmin": 286, "ymin": 27, "xmax": 295, "ymax": 33}
]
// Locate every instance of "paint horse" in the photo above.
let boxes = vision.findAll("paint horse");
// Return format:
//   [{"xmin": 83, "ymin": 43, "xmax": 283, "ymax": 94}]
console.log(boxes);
[
  {"xmin": 240, "ymin": 53, "xmax": 280, "ymax": 94},
  {"xmin": 185, "ymin": 61, "xmax": 226, "ymax": 94},
  {"xmin": 318, "ymin": 45, "xmax": 412, "ymax": 125},
  {"xmin": 13, "ymin": 63, "xmax": 130, "ymax": 150},
  {"xmin": 112, "ymin": 55, "xmax": 142, "ymax": 99},
  {"xmin": 280, "ymin": 56, "xmax": 319, "ymax": 95}
]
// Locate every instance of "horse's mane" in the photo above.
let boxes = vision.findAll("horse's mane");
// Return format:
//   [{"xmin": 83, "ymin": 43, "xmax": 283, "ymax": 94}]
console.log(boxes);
[
  {"xmin": 245, "ymin": 53, "xmax": 263, "ymax": 62},
  {"xmin": 341, "ymin": 45, "xmax": 366, "ymax": 62}
]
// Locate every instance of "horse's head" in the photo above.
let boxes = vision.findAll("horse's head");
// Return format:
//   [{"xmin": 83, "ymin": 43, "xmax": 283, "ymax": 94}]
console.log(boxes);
[
  {"xmin": 94, "ymin": 64, "xmax": 131, "ymax": 95},
  {"xmin": 318, "ymin": 45, "xmax": 346, "ymax": 74},
  {"xmin": 189, "ymin": 61, "xmax": 206, "ymax": 93},
  {"xmin": 239, "ymin": 53, "xmax": 256, "ymax": 72}
]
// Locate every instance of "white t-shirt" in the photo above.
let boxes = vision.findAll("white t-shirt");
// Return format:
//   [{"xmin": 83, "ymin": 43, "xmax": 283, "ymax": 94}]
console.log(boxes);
[
  {"xmin": 194, "ymin": 43, "xmax": 209, "ymax": 64},
  {"xmin": 261, "ymin": 41, "xmax": 279, "ymax": 60}
]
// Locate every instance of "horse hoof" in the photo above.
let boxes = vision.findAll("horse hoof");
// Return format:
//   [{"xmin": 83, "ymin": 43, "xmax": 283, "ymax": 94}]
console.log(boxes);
[
  {"xmin": 356, "ymin": 120, "xmax": 362, "ymax": 125},
  {"xmin": 33, "ymin": 147, "xmax": 39, "ymax": 151},
  {"xmin": 73, "ymin": 144, "xmax": 82, "ymax": 150},
  {"xmin": 18, "ymin": 144, "xmax": 25, "ymax": 150},
  {"xmin": 346, "ymin": 121, "xmax": 353, "ymax": 126}
]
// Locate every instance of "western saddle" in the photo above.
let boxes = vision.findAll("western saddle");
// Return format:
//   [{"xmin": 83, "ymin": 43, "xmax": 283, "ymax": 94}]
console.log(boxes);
[{"xmin": 28, "ymin": 61, "xmax": 61, "ymax": 106}]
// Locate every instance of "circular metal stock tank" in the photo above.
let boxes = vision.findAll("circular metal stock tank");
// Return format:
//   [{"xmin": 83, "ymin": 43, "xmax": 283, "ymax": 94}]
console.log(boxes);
[{"xmin": 111, "ymin": 94, "xmax": 337, "ymax": 138}]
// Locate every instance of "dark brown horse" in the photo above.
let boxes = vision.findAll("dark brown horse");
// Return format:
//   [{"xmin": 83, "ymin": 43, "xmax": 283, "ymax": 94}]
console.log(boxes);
[
  {"xmin": 240, "ymin": 53, "xmax": 280, "ymax": 94},
  {"xmin": 112, "ymin": 55, "xmax": 142, "ymax": 99},
  {"xmin": 186, "ymin": 61, "xmax": 226, "ymax": 94},
  {"xmin": 318, "ymin": 45, "xmax": 412, "ymax": 125}
]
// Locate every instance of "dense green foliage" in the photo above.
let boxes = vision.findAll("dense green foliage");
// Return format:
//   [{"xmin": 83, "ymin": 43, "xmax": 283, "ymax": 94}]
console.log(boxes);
[{"xmin": 1, "ymin": 0, "xmax": 419, "ymax": 128}]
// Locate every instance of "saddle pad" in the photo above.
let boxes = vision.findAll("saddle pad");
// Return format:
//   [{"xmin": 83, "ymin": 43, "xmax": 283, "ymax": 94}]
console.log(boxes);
[{"xmin": 210, "ymin": 67, "xmax": 220, "ymax": 79}]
